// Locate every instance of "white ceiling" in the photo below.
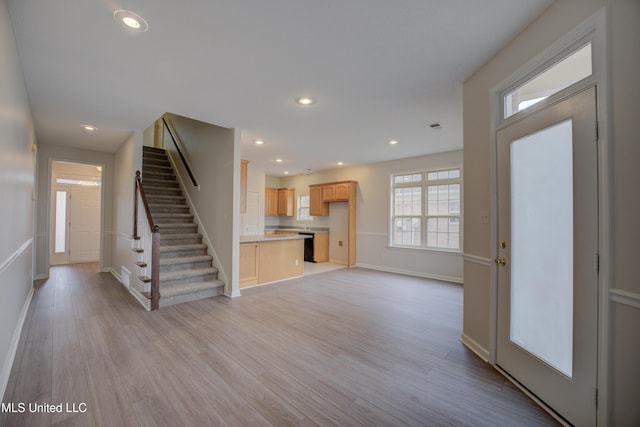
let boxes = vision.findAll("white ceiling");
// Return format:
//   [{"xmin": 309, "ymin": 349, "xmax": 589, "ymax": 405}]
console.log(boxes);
[{"xmin": 7, "ymin": 0, "xmax": 553, "ymax": 176}]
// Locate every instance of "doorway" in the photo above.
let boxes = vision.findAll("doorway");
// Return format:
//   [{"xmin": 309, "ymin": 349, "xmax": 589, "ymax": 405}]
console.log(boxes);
[
  {"xmin": 495, "ymin": 87, "xmax": 598, "ymax": 426},
  {"xmin": 50, "ymin": 161, "xmax": 102, "ymax": 265}
]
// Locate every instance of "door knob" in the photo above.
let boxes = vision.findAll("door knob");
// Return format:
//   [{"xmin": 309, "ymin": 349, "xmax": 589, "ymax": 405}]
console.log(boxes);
[{"xmin": 494, "ymin": 257, "xmax": 507, "ymax": 266}]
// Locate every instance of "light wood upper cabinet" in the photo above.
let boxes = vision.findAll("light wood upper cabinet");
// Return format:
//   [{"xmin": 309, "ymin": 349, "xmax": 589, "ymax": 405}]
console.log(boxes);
[
  {"xmin": 335, "ymin": 182, "xmax": 350, "ymax": 201},
  {"xmin": 240, "ymin": 160, "xmax": 249, "ymax": 213},
  {"xmin": 321, "ymin": 182, "xmax": 350, "ymax": 202},
  {"xmin": 310, "ymin": 185, "xmax": 329, "ymax": 216},
  {"xmin": 265, "ymin": 187, "xmax": 295, "ymax": 216},
  {"xmin": 278, "ymin": 188, "xmax": 295, "ymax": 216},
  {"xmin": 322, "ymin": 184, "xmax": 336, "ymax": 202},
  {"xmin": 265, "ymin": 187, "xmax": 278, "ymax": 216}
]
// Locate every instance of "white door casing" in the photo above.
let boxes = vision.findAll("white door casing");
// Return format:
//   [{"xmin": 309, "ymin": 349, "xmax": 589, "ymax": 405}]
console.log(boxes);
[{"xmin": 496, "ymin": 87, "xmax": 598, "ymax": 426}]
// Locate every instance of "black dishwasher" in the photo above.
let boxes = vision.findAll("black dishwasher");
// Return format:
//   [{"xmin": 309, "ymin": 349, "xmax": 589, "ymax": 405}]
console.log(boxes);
[{"xmin": 299, "ymin": 233, "xmax": 314, "ymax": 262}]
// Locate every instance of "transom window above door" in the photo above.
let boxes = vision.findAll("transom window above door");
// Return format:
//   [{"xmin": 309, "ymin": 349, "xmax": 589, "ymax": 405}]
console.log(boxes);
[{"xmin": 503, "ymin": 42, "xmax": 592, "ymax": 119}]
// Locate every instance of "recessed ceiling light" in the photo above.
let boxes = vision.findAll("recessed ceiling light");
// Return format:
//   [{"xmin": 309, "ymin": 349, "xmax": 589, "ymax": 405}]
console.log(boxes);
[
  {"xmin": 254, "ymin": 140, "xmax": 264, "ymax": 145},
  {"xmin": 284, "ymin": 171, "xmax": 289, "ymax": 175},
  {"xmin": 337, "ymin": 162, "xmax": 344, "ymax": 166},
  {"xmin": 389, "ymin": 140, "xmax": 398, "ymax": 145},
  {"xmin": 296, "ymin": 97, "xmax": 314, "ymax": 106},
  {"xmin": 276, "ymin": 158, "xmax": 283, "ymax": 163},
  {"xmin": 81, "ymin": 124, "xmax": 98, "ymax": 132},
  {"xmin": 114, "ymin": 10, "xmax": 148, "ymax": 32}
]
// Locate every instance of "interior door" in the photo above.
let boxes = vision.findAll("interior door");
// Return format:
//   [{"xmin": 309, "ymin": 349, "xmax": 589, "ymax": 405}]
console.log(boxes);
[
  {"xmin": 496, "ymin": 87, "xmax": 598, "ymax": 426},
  {"xmin": 69, "ymin": 185, "xmax": 101, "ymax": 263}
]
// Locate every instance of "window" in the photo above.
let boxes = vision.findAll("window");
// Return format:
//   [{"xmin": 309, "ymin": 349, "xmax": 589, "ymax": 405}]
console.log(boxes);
[
  {"xmin": 391, "ymin": 168, "xmax": 461, "ymax": 251},
  {"xmin": 297, "ymin": 194, "xmax": 312, "ymax": 221},
  {"xmin": 503, "ymin": 42, "xmax": 592, "ymax": 119}
]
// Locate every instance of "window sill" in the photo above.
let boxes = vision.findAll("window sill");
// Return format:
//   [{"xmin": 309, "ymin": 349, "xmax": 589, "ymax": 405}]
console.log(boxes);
[{"xmin": 387, "ymin": 245, "xmax": 462, "ymax": 255}]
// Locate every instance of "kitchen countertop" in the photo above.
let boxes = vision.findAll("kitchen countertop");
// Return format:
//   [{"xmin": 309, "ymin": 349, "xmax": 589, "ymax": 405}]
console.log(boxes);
[
  {"xmin": 265, "ymin": 227, "xmax": 329, "ymax": 234},
  {"xmin": 240, "ymin": 234, "xmax": 313, "ymax": 243}
]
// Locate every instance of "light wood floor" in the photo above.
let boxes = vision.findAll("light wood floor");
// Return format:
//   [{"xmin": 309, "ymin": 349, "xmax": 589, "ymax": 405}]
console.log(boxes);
[{"xmin": 1, "ymin": 263, "xmax": 557, "ymax": 426}]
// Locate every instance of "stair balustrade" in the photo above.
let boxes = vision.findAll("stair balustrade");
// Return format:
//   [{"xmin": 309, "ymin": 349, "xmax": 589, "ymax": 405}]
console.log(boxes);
[{"xmin": 133, "ymin": 170, "xmax": 160, "ymax": 310}]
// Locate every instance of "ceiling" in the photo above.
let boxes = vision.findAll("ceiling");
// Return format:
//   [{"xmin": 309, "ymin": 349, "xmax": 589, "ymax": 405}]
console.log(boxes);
[{"xmin": 7, "ymin": 0, "xmax": 553, "ymax": 176}]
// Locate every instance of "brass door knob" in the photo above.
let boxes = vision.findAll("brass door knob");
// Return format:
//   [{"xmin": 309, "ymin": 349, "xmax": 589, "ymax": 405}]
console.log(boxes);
[{"xmin": 494, "ymin": 257, "xmax": 507, "ymax": 266}]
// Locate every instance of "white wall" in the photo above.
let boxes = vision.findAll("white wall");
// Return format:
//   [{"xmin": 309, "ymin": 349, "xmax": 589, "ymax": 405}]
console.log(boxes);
[
  {"xmin": 111, "ymin": 132, "xmax": 142, "ymax": 287},
  {"xmin": 0, "ymin": 0, "xmax": 38, "ymax": 399},
  {"xmin": 164, "ymin": 113, "xmax": 239, "ymax": 297},
  {"xmin": 280, "ymin": 150, "xmax": 463, "ymax": 282},
  {"xmin": 462, "ymin": 0, "xmax": 640, "ymax": 423},
  {"xmin": 34, "ymin": 144, "xmax": 115, "ymax": 278},
  {"xmin": 240, "ymin": 161, "xmax": 266, "ymax": 235}
]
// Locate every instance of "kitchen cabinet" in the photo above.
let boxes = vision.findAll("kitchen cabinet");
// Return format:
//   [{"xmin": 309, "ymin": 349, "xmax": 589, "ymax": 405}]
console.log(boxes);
[
  {"xmin": 278, "ymin": 188, "xmax": 295, "ymax": 216},
  {"xmin": 322, "ymin": 184, "xmax": 336, "ymax": 202},
  {"xmin": 239, "ymin": 242, "xmax": 259, "ymax": 287},
  {"xmin": 309, "ymin": 185, "xmax": 329, "ymax": 216},
  {"xmin": 335, "ymin": 182, "xmax": 350, "ymax": 201},
  {"xmin": 265, "ymin": 187, "xmax": 295, "ymax": 216},
  {"xmin": 322, "ymin": 182, "xmax": 350, "ymax": 202},
  {"xmin": 313, "ymin": 232, "xmax": 329, "ymax": 263},
  {"xmin": 308, "ymin": 180, "xmax": 358, "ymax": 267},
  {"xmin": 240, "ymin": 238, "xmax": 304, "ymax": 288},
  {"xmin": 265, "ymin": 188, "xmax": 278, "ymax": 216},
  {"xmin": 240, "ymin": 160, "xmax": 249, "ymax": 213}
]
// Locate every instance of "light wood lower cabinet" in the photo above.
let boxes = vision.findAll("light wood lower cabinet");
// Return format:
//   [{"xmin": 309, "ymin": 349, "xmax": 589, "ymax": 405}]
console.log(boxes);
[
  {"xmin": 240, "ymin": 239, "xmax": 304, "ymax": 288},
  {"xmin": 313, "ymin": 233, "xmax": 329, "ymax": 263},
  {"xmin": 239, "ymin": 242, "xmax": 259, "ymax": 287}
]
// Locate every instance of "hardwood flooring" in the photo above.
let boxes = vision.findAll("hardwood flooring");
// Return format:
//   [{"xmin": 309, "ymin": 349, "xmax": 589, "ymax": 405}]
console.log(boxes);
[{"xmin": 1, "ymin": 263, "xmax": 557, "ymax": 426}]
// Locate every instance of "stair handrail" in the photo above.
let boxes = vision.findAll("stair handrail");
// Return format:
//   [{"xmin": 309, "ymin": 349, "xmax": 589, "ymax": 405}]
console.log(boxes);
[
  {"xmin": 162, "ymin": 116, "xmax": 199, "ymax": 188},
  {"xmin": 134, "ymin": 170, "xmax": 160, "ymax": 310}
]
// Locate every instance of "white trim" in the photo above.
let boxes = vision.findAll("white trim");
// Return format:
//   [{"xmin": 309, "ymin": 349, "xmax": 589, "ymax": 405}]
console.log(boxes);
[
  {"xmin": 495, "ymin": 365, "xmax": 571, "ymax": 427},
  {"xmin": 356, "ymin": 231, "xmax": 387, "ymax": 237},
  {"xmin": 129, "ymin": 287, "xmax": 151, "ymax": 311},
  {"xmin": 460, "ymin": 333, "xmax": 490, "ymax": 363},
  {"xmin": 462, "ymin": 253, "xmax": 492, "ymax": 267},
  {"xmin": 609, "ymin": 289, "xmax": 640, "ymax": 310},
  {"xmin": 0, "ymin": 239, "xmax": 33, "ymax": 277},
  {"xmin": 356, "ymin": 263, "xmax": 462, "ymax": 284},
  {"xmin": 0, "ymin": 287, "xmax": 34, "ymax": 401},
  {"xmin": 110, "ymin": 268, "xmax": 152, "ymax": 310},
  {"xmin": 108, "ymin": 267, "xmax": 122, "ymax": 283}
]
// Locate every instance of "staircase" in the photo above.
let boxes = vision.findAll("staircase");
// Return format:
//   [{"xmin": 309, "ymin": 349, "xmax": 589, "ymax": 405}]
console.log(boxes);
[{"xmin": 134, "ymin": 146, "xmax": 224, "ymax": 308}]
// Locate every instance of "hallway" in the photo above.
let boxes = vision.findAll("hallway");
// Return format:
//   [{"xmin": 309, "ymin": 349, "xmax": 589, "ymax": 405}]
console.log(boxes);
[{"xmin": 1, "ymin": 263, "xmax": 556, "ymax": 426}]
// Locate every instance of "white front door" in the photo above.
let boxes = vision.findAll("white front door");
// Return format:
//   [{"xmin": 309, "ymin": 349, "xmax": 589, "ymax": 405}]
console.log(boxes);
[
  {"xmin": 69, "ymin": 185, "xmax": 101, "ymax": 263},
  {"xmin": 496, "ymin": 87, "xmax": 598, "ymax": 426},
  {"xmin": 50, "ymin": 184, "xmax": 101, "ymax": 265}
]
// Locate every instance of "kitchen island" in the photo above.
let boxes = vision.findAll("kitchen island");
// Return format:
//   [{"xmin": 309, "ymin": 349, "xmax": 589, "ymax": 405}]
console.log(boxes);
[{"xmin": 239, "ymin": 234, "xmax": 310, "ymax": 288}]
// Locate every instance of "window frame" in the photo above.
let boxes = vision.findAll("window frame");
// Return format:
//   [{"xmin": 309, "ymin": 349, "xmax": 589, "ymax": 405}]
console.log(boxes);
[
  {"xmin": 389, "ymin": 167, "xmax": 462, "ymax": 252},
  {"xmin": 296, "ymin": 194, "xmax": 313, "ymax": 222}
]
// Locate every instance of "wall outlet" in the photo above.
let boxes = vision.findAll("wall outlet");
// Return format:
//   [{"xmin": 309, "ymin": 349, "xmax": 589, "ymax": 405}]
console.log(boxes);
[
  {"xmin": 479, "ymin": 210, "xmax": 489, "ymax": 224},
  {"xmin": 338, "ymin": 240, "xmax": 343, "ymax": 247},
  {"xmin": 295, "ymin": 259, "xmax": 299, "ymax": 266}
]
